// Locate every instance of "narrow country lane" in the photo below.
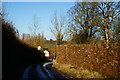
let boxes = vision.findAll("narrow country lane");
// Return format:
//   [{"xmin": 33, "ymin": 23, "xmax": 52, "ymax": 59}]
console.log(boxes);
[
  {"xmin": 43, "ymin": 62, "xmax": 69, "ymax": 80},
  {"xmin": 22, "ymin": 63, "xmax": 51, "ymax": 80},
  {"xmin": 22, "ymin": 62, "xmax": 69, "ymax": 80}
]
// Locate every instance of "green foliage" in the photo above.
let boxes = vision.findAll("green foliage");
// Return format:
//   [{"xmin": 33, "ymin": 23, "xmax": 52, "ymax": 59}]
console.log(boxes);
[{"xmin": 43, "ymin": 44, "xmax": 55, "ymax": 49}]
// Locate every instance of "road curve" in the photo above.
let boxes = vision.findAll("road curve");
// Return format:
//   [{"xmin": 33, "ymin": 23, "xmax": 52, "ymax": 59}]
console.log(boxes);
[
  {"xmin": 43, "ymin": 62, "xmax": 69, "ymax": 80},
  {"xmin": 22, "ymin": 62, "xmax": 69, "ymax": 80},
  {"xmin": 22, "ymin": 63, "xmax": 51, "ymax": 80}
]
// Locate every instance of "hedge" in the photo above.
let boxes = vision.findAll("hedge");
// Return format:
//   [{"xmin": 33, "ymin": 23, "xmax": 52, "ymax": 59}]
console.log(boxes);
[{"xmin": 51, "ymin": 43, "xmax": 120, "ymax": 78}]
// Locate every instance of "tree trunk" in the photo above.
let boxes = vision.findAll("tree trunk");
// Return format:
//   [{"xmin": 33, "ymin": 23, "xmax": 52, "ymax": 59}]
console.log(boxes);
[
  {"xmin": 104, "ymin": 17, "xmax": 109, "ymax": 49},
  {"xmin": 89, "ymin": 26, "xmax": 93, "ymax": 38},
  {"xmin": 105, "ymin": 27, "xmax": 109, "ymax": 49}
]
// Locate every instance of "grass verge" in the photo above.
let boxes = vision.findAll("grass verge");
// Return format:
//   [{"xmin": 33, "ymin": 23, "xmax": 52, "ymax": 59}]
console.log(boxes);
[{"xmin": 52, "ymin": 60, "xmax": 106, "ymax": 79}]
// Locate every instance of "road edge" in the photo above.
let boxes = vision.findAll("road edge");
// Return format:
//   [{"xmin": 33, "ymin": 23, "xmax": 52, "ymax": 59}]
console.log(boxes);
[{"xmin": 42, "ymin": 62, "xmax": 54, "ymax": 80}]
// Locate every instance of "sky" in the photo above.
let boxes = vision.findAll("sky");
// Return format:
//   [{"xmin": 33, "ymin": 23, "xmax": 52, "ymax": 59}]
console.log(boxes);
[{"xmin": 3, "ymin": 2, "xmax": 75, "ymax": 40}]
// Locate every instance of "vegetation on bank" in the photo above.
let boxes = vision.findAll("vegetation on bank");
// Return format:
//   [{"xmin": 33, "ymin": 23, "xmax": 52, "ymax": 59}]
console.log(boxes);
[
  {"xmin": 52, "ymin": 60, "xmax": 106, "ymax": 79},
  {"xmin": 2, "ymin": 1, "xmax": 120, "ymax": 79},
  {"xmin": 50, "ymin": 43, "xmax": 120, "ymax": 78},
  {"xmin": 2, "ymin": 16, "xmax": 43, "ymax": 79}
]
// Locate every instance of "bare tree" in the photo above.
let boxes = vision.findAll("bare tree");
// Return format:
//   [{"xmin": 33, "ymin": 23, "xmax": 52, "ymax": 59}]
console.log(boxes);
[
  {"xmin": 67, "ymin": 2, "xmax": 99, "ymax": 44},
  {"xmin": 95, "ymin": 2, "xmax": 120, "ymax": 48},
  {"xmin": 110, "ymin": 16, "xmax": 120, "ymax": 42},
  {"xmin": 28, "ymin": 15, "xmax": 45, "ymax": 47},
  {"xmin": 67, "ymin": 2, "xmax": 120, "ymax": 47},
  {"xmin": 29, "ymin": 15, "xmax": 40, "ymax": 36},
  {"xmin": 50, "ymin": 12, "xmax": 66, "ymax": 45}
]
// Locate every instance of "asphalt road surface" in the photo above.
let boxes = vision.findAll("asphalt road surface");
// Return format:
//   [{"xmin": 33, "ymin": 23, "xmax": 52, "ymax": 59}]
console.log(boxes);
[{"xmin": 22, "ymin": 62, "xmax": 69, "ymax": 80}]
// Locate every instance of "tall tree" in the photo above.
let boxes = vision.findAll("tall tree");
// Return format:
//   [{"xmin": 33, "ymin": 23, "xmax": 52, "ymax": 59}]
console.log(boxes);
[
  {"xmin": 67, "ymin": 2, "xmax": 99, "ymax": 43},
  {"xmin": 95, "ymin": 2, "xmax": 120, "ymax": 48},
  {"xmin": 50, "ymin": 12, "xmax": 66, "ymax": 45},
  {"xmin": 67, "ymin": 2, "xmax": 120, "ymax": 46},
  {"xmin": 28, "ymin": 16, "xmax": 45, "ymax": 47}
]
